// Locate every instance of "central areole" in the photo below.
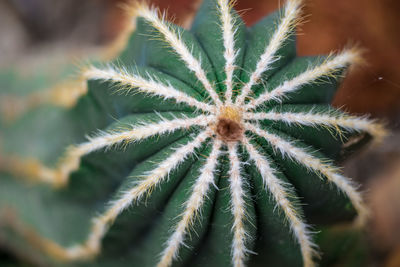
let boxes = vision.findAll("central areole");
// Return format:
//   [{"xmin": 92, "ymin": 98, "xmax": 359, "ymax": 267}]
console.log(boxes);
[{"xmin": 216, "ymin": 105, "xmax": 244, "ymax": 142}]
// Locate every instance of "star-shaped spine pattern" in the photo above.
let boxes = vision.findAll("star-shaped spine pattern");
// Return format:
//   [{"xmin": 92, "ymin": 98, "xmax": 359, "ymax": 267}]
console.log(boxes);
[{"xmin": 0, "ymin": 1, "xmax": 386, "ymax": 267}]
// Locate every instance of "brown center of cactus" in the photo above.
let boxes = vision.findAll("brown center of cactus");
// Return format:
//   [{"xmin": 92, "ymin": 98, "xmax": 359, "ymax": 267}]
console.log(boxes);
[
  {"xmin": 216, "ymin": 106, "xmax": 243, "ymax": 141},
  {"xmin": 216, "ymin": 118, "xmax": 243, "ymax": 141}
]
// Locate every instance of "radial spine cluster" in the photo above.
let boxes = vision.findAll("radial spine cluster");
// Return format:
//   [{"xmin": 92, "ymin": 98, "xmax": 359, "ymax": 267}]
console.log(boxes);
[{"xmin": 0, "ymin": 1, "xmax": 386, "ymax": 267}]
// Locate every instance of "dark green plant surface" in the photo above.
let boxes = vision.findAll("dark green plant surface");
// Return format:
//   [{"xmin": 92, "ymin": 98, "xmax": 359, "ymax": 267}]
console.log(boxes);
[
  {"xmin": 317, "ymin": 226, "xmax": 369, "ymax": 267},
  {"xmin": 0, "ymin": 0, "xmax": 384, "ymax": 266}
]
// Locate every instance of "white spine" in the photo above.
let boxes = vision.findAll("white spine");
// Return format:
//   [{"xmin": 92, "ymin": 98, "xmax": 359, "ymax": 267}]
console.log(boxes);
[
  {"xmin": 82, "ymin": 115, "xmax": 213, "ymax": 153},
  {"xmin": 218, "ymin": 0, "xmax": 238, "ymax": 104},
  {"xmin": 235, "ymin": 0, "xmax": 302, "ymax": 105},
  {"xmin": 83, "ymin": 66, "xmax": 215, "ymax": 113},
  {"xmin": 245, "ymin": 49, "xmax": 359, "ymax": 109},
  {"xmin": 227, "ymin": 142, "xmax": 247, "ymax": 267},
  {"xmin": 157, "ymin": 139, "xmax": 222, "ymax": 267},
  {"xmin": 243, "ymin": 111, "xmax": 385, "ymax": 141},
  {"xmin": 243, "ymin": 137, "xmax": 316, "ymax": 267},
  {"xmin": 137, "ymin": 4, "xmax": 222, "ymax": 107},
  {"xmin": 245, "ymin": 123, "xmax": 369, "ymax": 226}
]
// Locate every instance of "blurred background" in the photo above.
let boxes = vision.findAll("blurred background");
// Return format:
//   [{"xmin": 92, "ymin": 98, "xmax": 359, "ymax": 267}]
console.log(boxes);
[{"xmin": 0, "ymin": 0, "xmax": 399, "ymax": 266}]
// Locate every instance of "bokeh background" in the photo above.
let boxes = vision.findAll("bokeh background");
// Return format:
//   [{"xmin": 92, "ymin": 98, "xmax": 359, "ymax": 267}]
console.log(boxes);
[{"xmin": 1, "ymin": 0, "xmax": 399, "ymax": 266}]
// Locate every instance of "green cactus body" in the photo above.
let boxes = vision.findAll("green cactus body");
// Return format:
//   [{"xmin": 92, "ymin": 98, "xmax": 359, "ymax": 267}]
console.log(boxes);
[{"xmin": 0, "ymin": 0, "xmax": 385, "ymax": 267}]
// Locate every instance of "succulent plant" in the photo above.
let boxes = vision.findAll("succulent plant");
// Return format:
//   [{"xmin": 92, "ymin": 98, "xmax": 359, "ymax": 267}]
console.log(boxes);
[{"xmin": 0, "ymin": 0, "xmax": 385, "ymax": 267}]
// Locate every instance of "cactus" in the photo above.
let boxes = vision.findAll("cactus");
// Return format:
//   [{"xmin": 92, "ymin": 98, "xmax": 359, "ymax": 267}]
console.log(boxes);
[{"xmin": 0, "ymin": 0, "xmax": 386, "ymax": 266}]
